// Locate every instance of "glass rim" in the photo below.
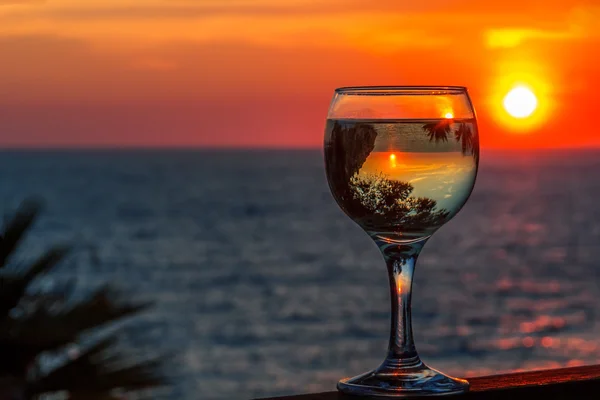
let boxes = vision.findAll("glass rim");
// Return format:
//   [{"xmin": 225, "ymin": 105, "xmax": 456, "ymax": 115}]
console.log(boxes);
[{"xmin": 335, "ymin": 86, "xmax": 468, "ymax": 95}]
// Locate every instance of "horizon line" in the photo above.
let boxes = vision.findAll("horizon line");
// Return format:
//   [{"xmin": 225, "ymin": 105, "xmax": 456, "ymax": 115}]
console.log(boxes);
[{"xmin": 2, "ymin": 144, "xmax": 600, "ymax": 151}]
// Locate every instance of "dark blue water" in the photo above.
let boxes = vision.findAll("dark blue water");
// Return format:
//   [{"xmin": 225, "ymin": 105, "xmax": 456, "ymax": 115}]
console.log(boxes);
[{"xmin": 2, "ymin": 149, "xmax": 600, "ymax": 399}]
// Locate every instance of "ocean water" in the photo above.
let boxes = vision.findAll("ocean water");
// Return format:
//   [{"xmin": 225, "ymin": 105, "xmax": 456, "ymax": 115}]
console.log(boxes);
[{"xmin": 1, "ymin": 149, "xmax": 600, "ymax": 400}]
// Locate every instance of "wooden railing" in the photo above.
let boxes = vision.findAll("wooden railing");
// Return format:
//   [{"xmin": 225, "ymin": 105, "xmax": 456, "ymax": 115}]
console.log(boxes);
[{"xmin": 255, "ymin": 364, "xmax": 600, "ymax": 400}]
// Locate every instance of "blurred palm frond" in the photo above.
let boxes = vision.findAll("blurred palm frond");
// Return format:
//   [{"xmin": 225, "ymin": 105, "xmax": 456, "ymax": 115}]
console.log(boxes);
[{"xmin": 0, "ymin": 200, "xmax": 169, "ymax": 399}]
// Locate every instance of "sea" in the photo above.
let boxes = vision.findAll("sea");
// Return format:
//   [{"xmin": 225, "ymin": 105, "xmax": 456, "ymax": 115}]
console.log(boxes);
[{"xmin": 1, "ymin": 149, "xmax": 600, "ymax": 400}]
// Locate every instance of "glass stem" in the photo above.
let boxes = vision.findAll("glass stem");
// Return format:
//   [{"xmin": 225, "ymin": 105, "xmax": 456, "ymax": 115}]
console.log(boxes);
[{"xmin": 378, "ymin": 239, "xmax": 427, "ymax": 369}]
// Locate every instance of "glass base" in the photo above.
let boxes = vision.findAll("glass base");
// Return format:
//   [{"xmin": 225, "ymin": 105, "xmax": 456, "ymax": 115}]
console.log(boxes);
[{"xmin": 338, "ymin": 359, "xmax": 469, "ymax": 397}]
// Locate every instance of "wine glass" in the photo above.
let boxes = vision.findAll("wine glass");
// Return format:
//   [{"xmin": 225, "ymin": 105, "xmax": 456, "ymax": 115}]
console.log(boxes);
[{"xmin": 324, "ymin": 86, "xmax": 479, "ymax": 397}]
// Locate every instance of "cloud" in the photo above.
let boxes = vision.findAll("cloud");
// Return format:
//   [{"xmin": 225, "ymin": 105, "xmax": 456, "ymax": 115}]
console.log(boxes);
[
  {"xmin": 0, "ymin": 0, "xmax": 448, "ymax": 20},
  {"xmin": 0, "ymin": 0, "xmax": 594, "ymax": 24},
  {"xmin": 0, "ymin": 2, "xmax": 458, "ymax": 53},
  {"xmin": 0, "ymin": 30, "xmax": 488, "ymax": 108},
  {"xmin": 0, "ymin": 0, "xmax": 44, "ymax": 4},
  {"xmin": 1, "ymin": 0, "xmax": 593, "ymax": 54},
  {"xmin": 485, "ymin": 5, "xmax": 600, "ymax": 48},
  {"xmin": 486, "ymin": 28, "xmax": 578, "ymax": 48}
]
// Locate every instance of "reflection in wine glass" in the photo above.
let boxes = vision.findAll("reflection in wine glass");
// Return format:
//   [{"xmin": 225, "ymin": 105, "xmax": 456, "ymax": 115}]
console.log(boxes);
[{"xmin": 324, "ymin": 86, "xmax": 479, "ymax": 397}]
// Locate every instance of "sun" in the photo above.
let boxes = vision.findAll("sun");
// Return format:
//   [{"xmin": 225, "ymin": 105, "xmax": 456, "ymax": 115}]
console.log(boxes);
[
  {"xmin": 389, "ymin": 153, "xmax": 397, "ymax": 168},
  {"xmin": 490, "ymin": 60, "xmax": 554, "ymax": 132},
  {"xmin": 503, "ymin": 86, "xmax": 538, "ymax": 119}
]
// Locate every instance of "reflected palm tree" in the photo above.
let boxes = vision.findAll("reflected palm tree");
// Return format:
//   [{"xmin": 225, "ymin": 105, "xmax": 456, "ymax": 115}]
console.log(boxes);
[
  {"xmin": 423, "ymin": 120, "xmax": 452, "ymax": 143},
  {"xmin": 423, "ymin": 121, "xmax": 478, "ymax": 157},
  {"xmin": 454, "ymin": 123, "xmax": 475, "ymax": 156}
]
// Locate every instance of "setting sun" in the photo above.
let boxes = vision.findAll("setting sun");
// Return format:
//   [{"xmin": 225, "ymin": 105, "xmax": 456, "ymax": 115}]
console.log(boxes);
[{"xmin": 503, "ymin": 87, "xmax": 538, "ymax": 119}]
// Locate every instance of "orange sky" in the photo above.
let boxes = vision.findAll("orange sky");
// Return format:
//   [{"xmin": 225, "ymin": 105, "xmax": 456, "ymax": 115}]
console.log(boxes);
[{"xmin": 0, "ymin": 0, "xmax": 598, "ymax": 148}]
